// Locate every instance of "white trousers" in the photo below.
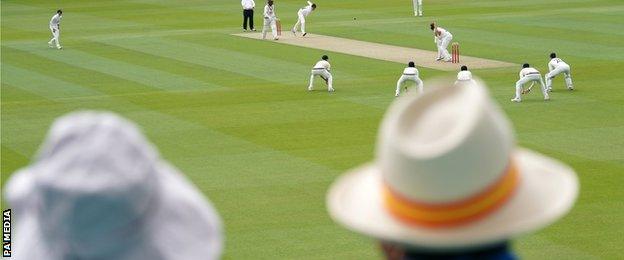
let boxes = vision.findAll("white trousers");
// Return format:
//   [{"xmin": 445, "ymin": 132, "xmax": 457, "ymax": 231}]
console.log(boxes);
[
  {"xmin": 309, "ymin": 69, "xmax": 333, "ymax": 90},
  {"xmin": 515, "ymin": 74, "xmax": 548, "ymax": 100},
  {"xmin": 49, "ymin": 25, "xmax": 60, "ymax": 47},
  {"xmin": 437, "ymin": 34, "xmax": 452, "ymax": 61},
  {"xmin": 545, "ymin": 64, "xmax": 573, "ymax": 89},
  {"xmin": 293, "ymin": 11, "xmax": 306, "ymax": 33},
  {"xmin": 262, "ymin": 17, "xmax": 278, "ymax": 39},
  {"xmin": 412, "ymin": 0, "xmax": 423, "ymax": 15},
  {"xmin": 396, "ymin": 74, "xmax": 423, "ymax": 95}
]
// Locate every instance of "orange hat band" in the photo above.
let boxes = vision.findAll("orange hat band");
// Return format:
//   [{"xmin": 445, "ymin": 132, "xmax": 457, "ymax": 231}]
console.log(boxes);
[{"xmin": 382, "ymin": 162, "xmax": 520, "ymax": 228}]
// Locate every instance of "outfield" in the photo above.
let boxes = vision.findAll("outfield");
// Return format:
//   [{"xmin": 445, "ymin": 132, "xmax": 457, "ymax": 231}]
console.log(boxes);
[{"xmin": 1, "ymin": 0, "xmax": 623, "ymax": 259}]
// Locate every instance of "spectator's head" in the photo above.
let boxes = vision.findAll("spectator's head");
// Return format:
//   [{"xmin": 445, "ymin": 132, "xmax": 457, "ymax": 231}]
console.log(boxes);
[
  {"xmin": 327, "ymin": 79, "xmax": 578, "ymax": 259},
  {"xmin": 408, "ymin": 61, "xmax": 415, "ymax": 67},
  {"xmin": 4, "ymin": 111, "xmax": 223, "ymax": 260},
  {"xmin": 523, "ymin": 63, "xmax": 530, "ymax": 68},
  {"xmin": 322, "ymin": 55, "xmax": 329, "ymax": 61},
  {"xmin": 550, "ymin": 52, "xmax": 557, "ymax": 59},
  {"xmin": 461, "ymin": 65, "xmax": 468, "ymax": 71}
]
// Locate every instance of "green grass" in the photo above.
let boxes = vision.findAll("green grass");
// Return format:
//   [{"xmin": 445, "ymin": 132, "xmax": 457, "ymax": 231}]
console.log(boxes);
[{"xmin": 2, "ymin": 0, "xmax": 623, "ymax": 259}]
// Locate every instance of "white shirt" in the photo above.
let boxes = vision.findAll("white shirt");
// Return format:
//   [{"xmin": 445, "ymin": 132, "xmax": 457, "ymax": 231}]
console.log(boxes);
[
  {"xmin": 50, "ymin": 13, "xmax": 62, "ymax": 27},
  {"xmin": 435, "ymin": 27, "xmax": 451, "ymax": 39},
  {"xmin": 313, "ymin": 60, "xmax": 331, "ymax": 70},
  {"xmin": 519, "ymin": 67, "xmax": 540, "ymax": 79},
  {"xmin": 548, "ymin": 58, "xmax": 569, "ymax": 71},
  {"xmin": 241, "ymin": 0, "xmax": 255, "ymax": 10},
  {"xmin": 402, "ymin": 67, "xmax": 419, "ymax": 76},
  {"xmin": 299, "ymin": 1, "xmax": 314, "ymax": 16},
  {"xmin": 264, "ymin": 4, "xmax": 276, "ymax": 19},
  {"xmin": 457, "ymin": 70, "xmax": 472, "ymax": 81}
]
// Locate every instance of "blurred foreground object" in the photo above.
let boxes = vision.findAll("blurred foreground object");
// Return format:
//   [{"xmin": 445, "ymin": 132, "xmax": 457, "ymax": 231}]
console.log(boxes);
[
  {"xmin": 4, "ymin": 111, "xmax": 223, "ymax": 260},
  {"xmin": 327, "ymin": 78, "xmax": 578, "ymax": 259}
]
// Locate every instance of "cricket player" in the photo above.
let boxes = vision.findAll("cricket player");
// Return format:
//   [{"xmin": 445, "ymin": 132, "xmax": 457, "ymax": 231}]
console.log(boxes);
[
  {"xmin": 48, "ymin": 10, "xmax": 63, "ymax": 50},
  {"xmin": 308, "ymin": 55, "xmax": 334, "ymax": 92},
  {"xmin": 430, "ymin": 22, "xmax": 452, "ymax": 62},
  {"xmin": 262, "ymin": 0, "xmax": 279, "ymax": 40},
  {"xmin": 413, "ymin": 0, "xmax": 423, "ymax": 16},
  {"xmin": 545, "ymin": 52, "xmax": 574, "ymax": 91},
  {"xmin": 455, "ymin": 65, "xmax": 477, "ymax": 86},
  {"xmin": 512, "ymin": 63, "xmax": 549, "ymax": 102},
  {"xmin": 292, "ymin": 1, "xmax": 316, "ymax": 37},
  {"xmin": 395, "ymin": 61, "xmax": 423, "ymax": 96}
]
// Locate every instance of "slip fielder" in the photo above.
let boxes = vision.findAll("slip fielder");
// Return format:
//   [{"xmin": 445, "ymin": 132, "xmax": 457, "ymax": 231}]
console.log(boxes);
[
  {"xmin": 513, "ymin": 63, "xmax": 549, "ymax": 102},
  {"xmin": 395, "ymin": 61, "xmax": 423, "ymax": 96},
  {"xmin": 545, "ymin": 52, "xmax": 574, "ymax": 91}
]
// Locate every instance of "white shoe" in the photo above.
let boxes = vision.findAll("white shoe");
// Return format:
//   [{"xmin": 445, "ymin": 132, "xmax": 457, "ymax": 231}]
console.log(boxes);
[
  {"xmin": 435, "ymin": 57, "xmax": 443, "ymax": 61},
  {"xmin": 308, "ymin": 86, "xmax": 313, "ymax": 91},
  {"xmin": 291, "ymin": 29, "xmax": 296, "ymax": 36},
  {"xmin": 395, "ymin": 92, "xmax": 400, "ymax": 97},
  {"xmin": 567, "ymin": 86, "xmax": 574, "ymax": 90},
  {"xmin": 48, "ymin": 42, "xmax": 54, "ymax": 48},
  {"xmin": 418, "ymin": 12, "xmax": 423, "ymax": 17},
  {"xmin": 328, "ymin": 88, "xmax": 335, "ymax": 92},
  {"xmin": 57, "ymin": 46, "xmax": 63, "ymax": 50},
  {"xmin": 511, "ymin": 98, "xmax": 521, "ymax": 102},
  {"xmin": 544, "ymin": 96, "xmax": 550, "ymax": 101}
]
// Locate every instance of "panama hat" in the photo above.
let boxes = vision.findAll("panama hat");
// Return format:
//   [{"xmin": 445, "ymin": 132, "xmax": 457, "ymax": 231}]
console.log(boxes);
[
  {"xmin": 327, "ymin": 78, "xmax": 578, "ymax": 250},
  {"xmin": 4, "ymin": 111, "xmax": 223, "ymax": 260}
]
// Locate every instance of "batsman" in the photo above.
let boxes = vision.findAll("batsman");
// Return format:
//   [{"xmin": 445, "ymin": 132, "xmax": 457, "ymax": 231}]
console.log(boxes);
[{"xmin": 262, "ymin": 0, "xmax": 279, "ymax": 40}]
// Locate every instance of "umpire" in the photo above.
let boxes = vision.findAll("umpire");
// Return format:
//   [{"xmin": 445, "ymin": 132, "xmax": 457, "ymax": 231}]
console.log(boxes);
[{"xmin": 241, "ymin": 0, "xmax": 256, "ymax": 31}]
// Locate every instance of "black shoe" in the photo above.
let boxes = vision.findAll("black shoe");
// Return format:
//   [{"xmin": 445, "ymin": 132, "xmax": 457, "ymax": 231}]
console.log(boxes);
[{"xmin": 302, "ymin": 32, "xmax": 307, "ymax": 37}]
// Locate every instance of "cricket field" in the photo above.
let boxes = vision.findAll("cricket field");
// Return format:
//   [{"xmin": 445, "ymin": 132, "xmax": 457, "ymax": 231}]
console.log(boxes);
[{"xmin": 1, "ymin": 0, "xmax": 623, "ymax": 258}]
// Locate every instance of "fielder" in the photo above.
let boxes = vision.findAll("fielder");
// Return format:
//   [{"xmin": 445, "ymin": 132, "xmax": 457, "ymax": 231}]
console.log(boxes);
[
  {"xmin": 308, "ymin": 55, "xmax": 334, "ymax": 92},
  {"xmin": 262, "ymin": 0, "xmax": 279, "ymax": 40},
  {"xmin": 512, "ymin": 63, "xmax": 549, "ymax": 102},
  {"xmin": 395, "ymin": 61, "xmax": 423, "ymax": 96},
  {"xmin": 545, "ymin": 52, "xmax": 574, "ymax": 91},
  {"xmin": 48, "ymin": 10, "xmax": 63, "ymax": 50},
  {"xmin": 412, "ymin": 0, "xmax": 423, "ymax": 16},
  {"xmin": 431, "ymin": 22, "xmax": 453, "ymax": 62},
  {"xmin": 292, "ymin": 1, "xmax": 316, "ymax": 37},
  {"xmin": 455, "ymin": 65, "xmax": 477, "ymax": 86}
]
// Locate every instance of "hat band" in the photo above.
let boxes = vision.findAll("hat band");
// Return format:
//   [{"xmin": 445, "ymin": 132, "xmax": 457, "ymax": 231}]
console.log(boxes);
[{"xmin": 382, "ymin": 161, "xmax": 519, "ymax": 228}]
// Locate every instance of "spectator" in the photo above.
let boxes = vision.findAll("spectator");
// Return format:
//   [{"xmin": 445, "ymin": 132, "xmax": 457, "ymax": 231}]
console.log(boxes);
[
  {"xmin": 327, "ymin": 79, "xmax": 578, "ymax": 259},
  {"xmin": 4, "ymin": 111, "xmax": 223, "ymax": 260}
]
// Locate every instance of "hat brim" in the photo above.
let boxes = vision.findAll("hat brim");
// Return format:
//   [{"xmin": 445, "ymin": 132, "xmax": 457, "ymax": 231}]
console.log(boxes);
[
  {"xmin": 327, "ymin": 148, "xmax": 578, "ymax": 249},
  {"xmin": 9, "ymin": 162, "xmax": 223, "ymax": 260}
]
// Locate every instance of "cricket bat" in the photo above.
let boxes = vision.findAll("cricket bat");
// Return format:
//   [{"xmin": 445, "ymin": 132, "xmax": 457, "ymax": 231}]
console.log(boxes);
[{"xmin": 276, "ymin": 19, "xmax": 282, "ymax": 36}]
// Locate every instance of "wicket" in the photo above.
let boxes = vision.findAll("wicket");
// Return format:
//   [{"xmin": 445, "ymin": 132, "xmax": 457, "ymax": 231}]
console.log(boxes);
[{"xmin": 452, "ymin": 42, "xmax": 460, "ymax": 63}]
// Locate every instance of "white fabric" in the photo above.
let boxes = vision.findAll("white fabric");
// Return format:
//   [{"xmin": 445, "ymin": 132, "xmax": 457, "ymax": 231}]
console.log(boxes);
[
  {"xmin": 327, "ymin": 79, "xmax": 578, "ymax": 249},
  {"xmin": 396, "ymin": 75, "xmax": 423, "ymax": 96},
  {"xmin": 49, "ymin": 13, "xmax": 62, "ymax": 27},
  {"xmin": 314, "ymin": 60, "xmax": 331, "ymax": 70},
  {"xmin": 4, "ymin": 111, "xmax": 223, "ymax": 260},
  {"xmin": 263, "ymin": 4, "xmax": 276, "ymax": 19},
  {"xmin": 293, "ymin": 11, "xmax": 306, "ymax": 33},
  {"xmin": 435, "ymin": 28, "xmax": 453, "ymax": 61},
  {"xmin": 241, "ymin": 0, "xmax": 255, "ymax": 9},
  {"xmin": 546, "ymin": 59, "xmax": 572, "ymax": 89},
  {"xmin": 262, "ymin": 18, "xmax": 278, "ymax": 40},
  {"xmin": 412, "ymin": 0, "xmax": 423, "ymax": 15},
  {"xmin": 518, "ymin": 67, "xmax": 539, "ymax": 78},
  {"xmin": 309, "ymin": 69, "xmax": 333, "ymax": 90},
  {"xmin": 457, "ymin": 71, "xmax": 472, "ymax": 81},
  {"xmin": 300, "ymin": 1, "xmax": 314, "ymax": 16},
  {"xmin": 48, "ymin": 26, "xmax": 61, "ymax": 48},
  {"xmin": 515, "ymin": 73, "xmax": 548, "ymax": 100}
]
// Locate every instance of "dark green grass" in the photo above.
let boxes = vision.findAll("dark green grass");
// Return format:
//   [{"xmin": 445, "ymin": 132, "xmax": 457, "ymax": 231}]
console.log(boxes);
[{"xmin": 2, "ymin": 0, "xmax": 623, "ymax": 258}]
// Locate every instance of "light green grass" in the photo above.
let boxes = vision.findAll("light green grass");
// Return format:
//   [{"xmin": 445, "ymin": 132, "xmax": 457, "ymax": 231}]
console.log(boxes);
[{"xmin": 2, "ymin": 0, "xmax": 623, "ymax": 259}]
